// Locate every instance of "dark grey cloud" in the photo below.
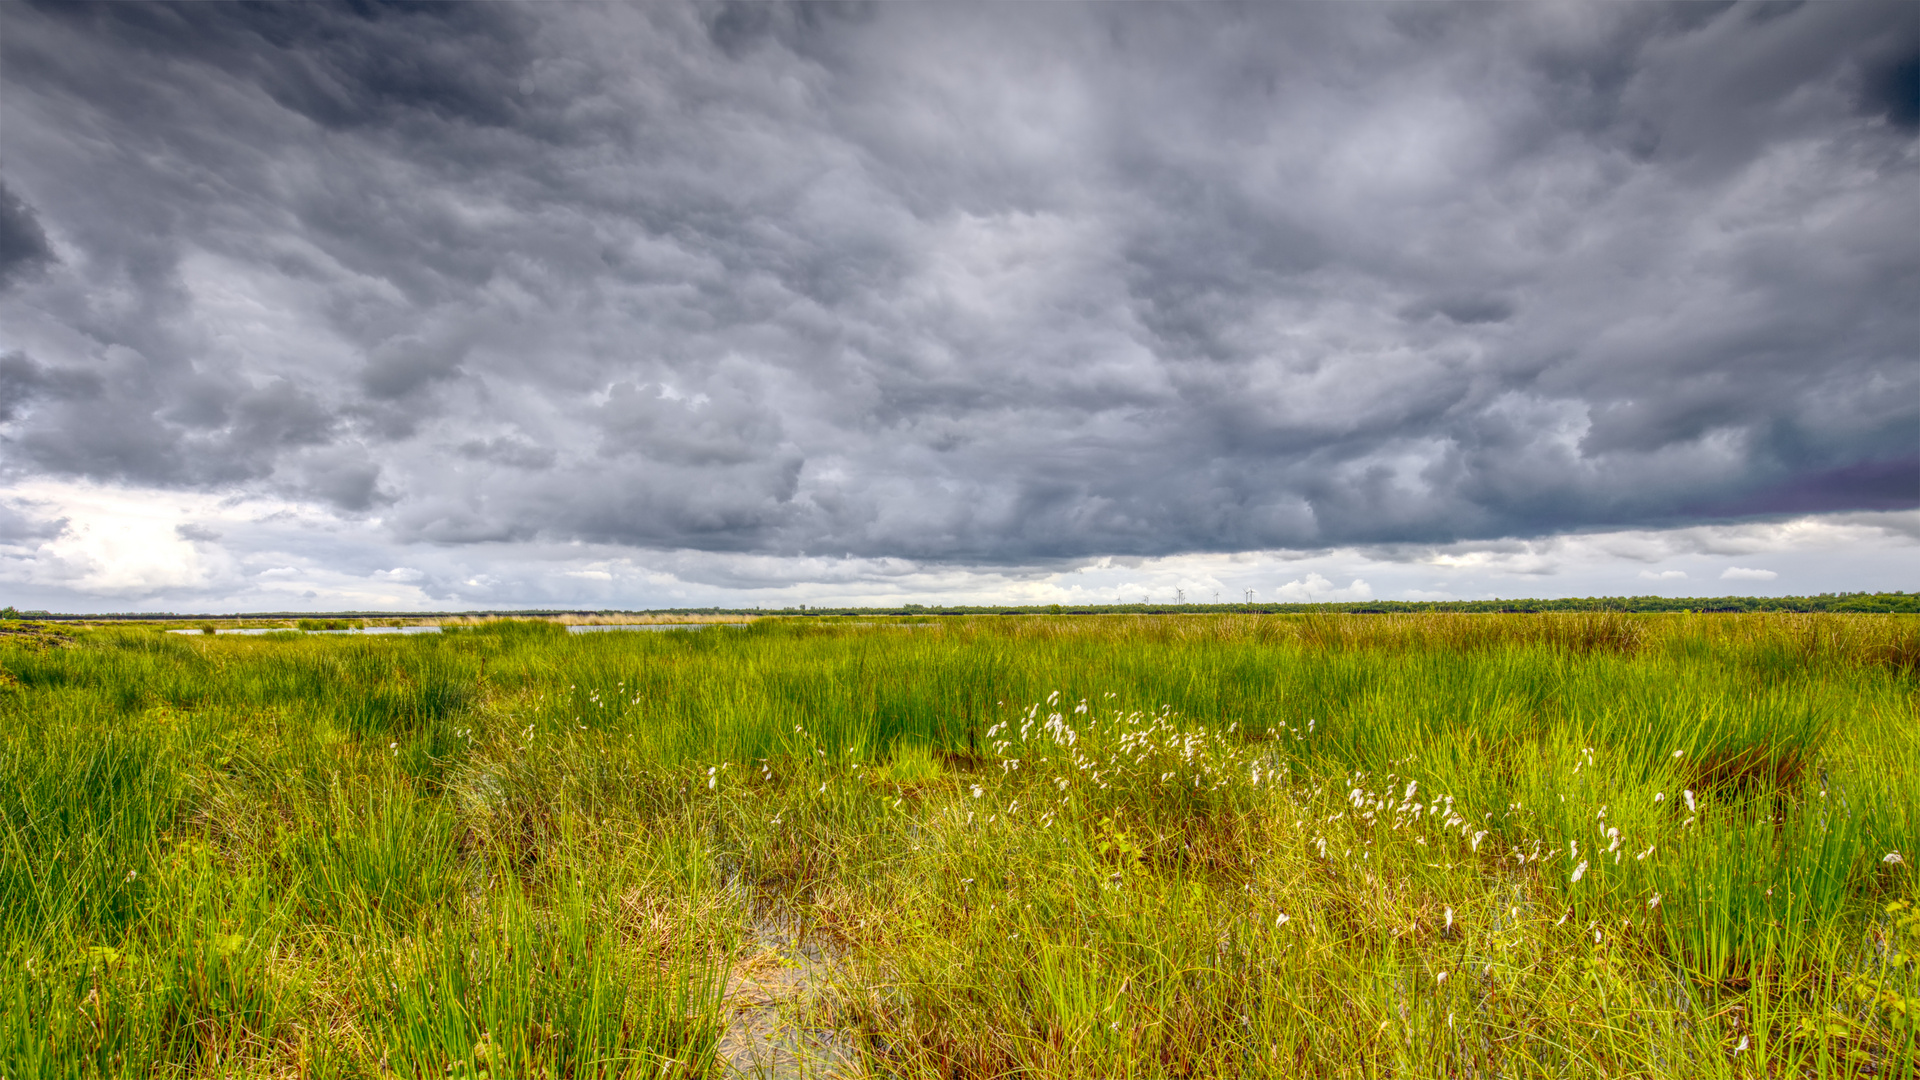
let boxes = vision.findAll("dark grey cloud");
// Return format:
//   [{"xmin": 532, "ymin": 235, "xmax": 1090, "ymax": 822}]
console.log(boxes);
[
  {"xmin": 456, "ymin": 436, "xmax": 555, "ymax": 472},
  {"xmin": 0, "ymin": 351, "xmax": 101, "ymax": 422},
  {"xmin": 1856, "ymin": 28, "xmax": 1920, "ymax": 130},
  {"xmin": 0, "ymin": 0, "xmax": 1913, "ymax": 569},
  {"xmin": 1403, "ymin": 296, "xmax": 1516, "ymax": 326},
  {"xmin": 0, "ymin": 181, "xmax": 54, "ymax": 289},
  {"xmin": 0, "ymin": 499, "xmax": 65, "ymax": 544}
]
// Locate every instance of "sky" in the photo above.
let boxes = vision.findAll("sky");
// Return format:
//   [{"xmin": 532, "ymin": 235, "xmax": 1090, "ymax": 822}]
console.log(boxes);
[{"xmin": 0, "ymin": 1, "xmax": 1915, "ymax": 613}]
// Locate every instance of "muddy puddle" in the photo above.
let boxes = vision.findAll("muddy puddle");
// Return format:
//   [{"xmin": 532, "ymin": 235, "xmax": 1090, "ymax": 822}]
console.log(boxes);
[{"xmin": 717, "ymin": 902, "xmax": 866, "ymax": 1079}]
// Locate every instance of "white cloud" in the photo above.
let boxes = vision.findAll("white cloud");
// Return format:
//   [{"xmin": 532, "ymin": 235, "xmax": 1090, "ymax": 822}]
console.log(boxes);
[
  {"xmin": 1639, "ymin": 570, "xmax": 1688, "ymax": 580},
  {"xmin": 1269, "ymin": 575, "xmax": 1373, "ymax": 603},
  {"xmin": 1721, "ymin": 567, "xmax": 1779, "ymax": 581},
  {"xmin": 0, "ymin": 481, "xmax": 236, "ymax": 596}
]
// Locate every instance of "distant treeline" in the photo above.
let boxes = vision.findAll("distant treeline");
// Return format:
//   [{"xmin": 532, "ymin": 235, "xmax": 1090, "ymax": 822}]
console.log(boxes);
[
  {"xmin": 7, "ymin": 591, "xmax": 1916, "ymax": 621},
  {"xmin": 778, "ymin": 592, "xmax": 1920, "ymax": 616}
]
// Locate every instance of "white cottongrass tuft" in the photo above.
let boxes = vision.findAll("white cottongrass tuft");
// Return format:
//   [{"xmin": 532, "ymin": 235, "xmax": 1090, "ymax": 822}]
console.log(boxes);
[
  {"xmin": 1570, "ymin": 860, "xmax": 1589, "ymax": 883},
  {"xmin": 1886, "ymin": 851, "xmax": 1905, "ymax": 865},
  {"xmin": 1683, "ymin": 789, "xmax": 1696, "ymax": 813}
]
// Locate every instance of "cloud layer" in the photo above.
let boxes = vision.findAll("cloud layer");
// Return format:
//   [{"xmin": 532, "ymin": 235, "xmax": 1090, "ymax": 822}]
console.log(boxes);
[
  {"xmin": 0, "ymin": 479, "xmax": 1911, "ymax": 613},
  {"xmin": 0, "ymin": 1, "xmax": 1914, "ymax": 607}
]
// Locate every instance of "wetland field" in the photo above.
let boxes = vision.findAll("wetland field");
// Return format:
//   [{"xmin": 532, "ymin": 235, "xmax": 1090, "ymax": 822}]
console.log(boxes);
[{"xmin": 2, "ymin": 613, "xmax": 1915, "ymax": 1079}]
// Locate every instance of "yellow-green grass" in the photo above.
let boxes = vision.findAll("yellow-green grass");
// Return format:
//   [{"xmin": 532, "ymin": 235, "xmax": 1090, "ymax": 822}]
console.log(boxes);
[{"xmin": 0, "ymin": 613, "xmax": 1914, "ymax": 1078}]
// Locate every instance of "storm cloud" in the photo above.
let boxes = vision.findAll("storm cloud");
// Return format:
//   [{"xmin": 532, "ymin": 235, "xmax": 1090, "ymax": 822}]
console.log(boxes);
[{"xmin": 0, "ymin": 1, "xmax": 1913, "ymax": 593}]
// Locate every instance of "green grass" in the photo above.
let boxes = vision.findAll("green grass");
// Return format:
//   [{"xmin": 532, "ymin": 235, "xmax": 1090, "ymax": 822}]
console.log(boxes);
[{"xmin": 0, "ymin": 613, "xmax": 1914, "ymax": 1077}]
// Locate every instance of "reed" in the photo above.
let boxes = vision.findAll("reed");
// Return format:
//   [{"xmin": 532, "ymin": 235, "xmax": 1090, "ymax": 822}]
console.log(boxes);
[{"xmin": 0, "ymin": 613, "xmax": 1911, "ymax": 1077}]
